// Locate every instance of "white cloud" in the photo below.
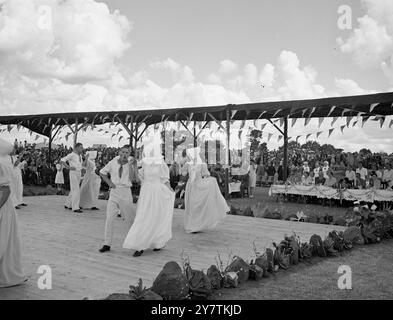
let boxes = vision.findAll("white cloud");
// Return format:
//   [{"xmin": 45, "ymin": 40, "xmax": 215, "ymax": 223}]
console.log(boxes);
[
  {"xmin": 0, "ymin": 0, "xmax": 131, "ymax": 83},
  {"xmin": 338, "ymin": 0, "xmax": 393, "ymax": 82},
  {"xmin": 219, "ymin": 59, "xmax": 238, "ymax": 74}
]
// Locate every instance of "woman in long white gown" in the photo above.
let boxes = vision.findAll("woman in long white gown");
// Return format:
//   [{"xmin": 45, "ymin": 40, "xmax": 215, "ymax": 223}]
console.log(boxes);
[
  {"xmin": 79, "ymin": 159, "xmax": 101, "ymax": 210},
  {"xmin": 0, "ymin": 138, "xmax": 26, "ymax": 287},
  {"xmin": 123, "ymin": 135, "xmax": 175, "ymax": 257},
  {"xmin": 184, "ymin": 147, "xmax": 229, "ymax": 233}
]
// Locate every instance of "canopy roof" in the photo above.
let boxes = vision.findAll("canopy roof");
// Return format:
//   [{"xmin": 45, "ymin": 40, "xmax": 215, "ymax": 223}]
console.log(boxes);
[{"xmin": 1, "ymin": 91, "xmax": 393, "ymax": 138}]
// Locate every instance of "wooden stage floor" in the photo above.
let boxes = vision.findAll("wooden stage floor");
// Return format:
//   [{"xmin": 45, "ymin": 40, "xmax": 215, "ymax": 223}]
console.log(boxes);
[{"xmin": 0, "ymin": 196, "xmax": 344, "ymax": 300}]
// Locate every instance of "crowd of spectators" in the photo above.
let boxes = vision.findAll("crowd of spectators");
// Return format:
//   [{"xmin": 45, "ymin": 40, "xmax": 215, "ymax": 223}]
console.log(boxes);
[{"xmin": 12, "ymin": 138, "xmax": 393, "ymax": 194}]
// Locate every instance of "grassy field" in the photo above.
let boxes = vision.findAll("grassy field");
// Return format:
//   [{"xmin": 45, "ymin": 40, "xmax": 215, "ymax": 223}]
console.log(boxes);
[{"xmin": 210, "ymin": 240, "xmax": 393, "ymax": 300}]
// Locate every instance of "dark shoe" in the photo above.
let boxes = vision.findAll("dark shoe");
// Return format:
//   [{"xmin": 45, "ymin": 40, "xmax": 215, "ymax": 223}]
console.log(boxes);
[
  {"xmin": 15, "ymin": 206, "xmax": 20, "ymax": 210},
  {"xmin": 117, "ymin": 214, "xmax": 121, "ymax": 218},
  {"xmin": 91, "ymin": 207, "xmax": 99, "ymax": 210},
  {"xmin": 73, "ymin": 209, "xmax": 83, "ymax": 213},
  {"xmin": 20, "ymin": 203, "xmax": 27, "ymax": 207},
  {"xmin": 133, "ymin": 250, "xmax": 144, "ymax": 257},
  {"xmin": 99, "ymin": 245, "xmax": 110, "ymax": 253},
  {"xmin": 153, "ymin": 248, "xmax": 161, "ymax": 252},
  {"xmin": 64, "ymin": 206, "xmax": 71, "ymax": 210}
]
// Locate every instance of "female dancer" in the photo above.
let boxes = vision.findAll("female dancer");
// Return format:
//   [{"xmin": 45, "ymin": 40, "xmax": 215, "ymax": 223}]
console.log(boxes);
[
  {"xmin": 184, "ymin": 147, "xmax": 229, "ymax": 233},
  {"xmin": 0, "ymin": 138, "xmax": 26, "ymax": 287},
  {"xmin": 123, "ymin": 135, "xmax": 175, "ymax": 257},
  {"xmin": 55, "ymin": 160, "xmax": 65, "ymax": 195}
]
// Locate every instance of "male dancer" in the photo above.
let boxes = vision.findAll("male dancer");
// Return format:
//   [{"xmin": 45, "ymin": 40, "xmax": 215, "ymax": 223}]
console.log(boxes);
[
  {"xmin": 60, "ymin": 143, "xmax": 84, "ymax": 213},
  {"xmin": 98, "ymin": 145, "xmax": 137, "ymax": 253}
]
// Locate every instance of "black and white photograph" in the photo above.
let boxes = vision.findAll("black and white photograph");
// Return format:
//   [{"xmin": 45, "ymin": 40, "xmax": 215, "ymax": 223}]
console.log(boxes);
[{"xmin": 0, "ymin": 0, "xmax": 393, "ymax": 308}]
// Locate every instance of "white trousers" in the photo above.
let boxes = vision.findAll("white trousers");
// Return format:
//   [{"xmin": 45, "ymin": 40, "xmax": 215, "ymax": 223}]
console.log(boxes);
[
  {"xmin": 65, "ymin": 170, "xmax": 81, "ymax": 211},
  {"xmin": 104, "ymin": 187, "xmax": 136, "ymax": 246}
]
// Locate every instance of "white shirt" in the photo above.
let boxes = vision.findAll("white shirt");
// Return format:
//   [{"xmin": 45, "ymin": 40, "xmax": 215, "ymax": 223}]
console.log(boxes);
[
  {"xmin": 382, "ymin": 169, "xmax": 393, "ymax": 182},
  {"xmin": 345, "ymin": 170, "xmax": 356, "ymax": 181},
  {"xmin": 322, "ymin": 165, "xmax": 329, "ymax": 179},
  {"xmin": 61, "ymin": 152, "xmax": 83, "ymax": 171},
  {"xmin": 100, "ymin": 157, "xmax": 132, "ymax": 188},
  {"xmin": 303, "ymin": 165, "xmax": 310, "ymax": 173},
  {"xmin": 356, "ymin": 167, "xmax": 368, "ymax": 180}
]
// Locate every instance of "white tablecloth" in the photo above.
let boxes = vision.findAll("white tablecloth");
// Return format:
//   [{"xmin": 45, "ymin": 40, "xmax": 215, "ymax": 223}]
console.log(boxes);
[
  {"xmin": 269, "ymin": 184, "xmax": 393, "ymax": 203},
  {"xmin": 229, "ymin": 182, "xmax": 242, "ymax": 194}
]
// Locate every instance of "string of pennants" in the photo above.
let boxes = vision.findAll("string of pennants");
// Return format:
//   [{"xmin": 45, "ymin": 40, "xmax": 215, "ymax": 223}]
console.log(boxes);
[{"xmin": 1, "ymin": 101, "xmax": 393, "ymax": 143}]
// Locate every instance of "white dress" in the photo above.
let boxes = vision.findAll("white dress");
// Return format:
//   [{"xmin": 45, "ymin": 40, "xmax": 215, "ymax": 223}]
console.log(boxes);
[
  {"xmin": 0, "ymin": 162, "xmax": 25, "ymax": 287},
  {"xmin": 55, "ymin": 164, "xmax": 64, "ymax": 184},
  {"xmin": 248, "ymin": 164, "xmax": 257, "ymax": 188},
  {"xmin": 79, "ymin": 160, "xmax": 101, "ymax": 209},
  {"xmin": 12, "ymin": 157, "xmax": 24, "ymax": 206},
  {"xmin": 184, "ymin": 163, "xmax": 229, "ymax": 233},
  {"xmin": 123, "ymin": 162, "xmax": 175, "ymax": 251}
]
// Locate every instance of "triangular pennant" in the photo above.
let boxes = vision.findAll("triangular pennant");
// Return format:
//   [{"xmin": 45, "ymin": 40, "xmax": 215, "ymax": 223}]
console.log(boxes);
[
  {"xmin": 318, "ymin": 117, "xmax": 324, "ymax": 128},
  {"xmin": 331, "ymin": 117, "xmax": 338, "ymax": 126},
  {"xmin": 304, "ymin": 118, "xmax": 311, "ymax": 126},
  {"xmin": 261, "ymin": 123, "xmax": 267, "ymax": 131},
  {"xmin": 267, "ymin": 133, "xmax": 273, "ymax": 142},
  {"xmin": 370, "ymin": 103, "xmax": 379, "ymax": 113},
  {"xmin": 362, "ymin": 116, "xmax": 370, "ymax": 127},
  {"xmin": 291, "ymin": 118, "xmax": 298, "ymax": 127},
  {"xmin": 316, "ymin": 131, "xmax": 322, "ymax": 139},
  {"xmin": 306, "ymin": 133, "xmax": 312, "ymax": 140},
  {"xmin": 340, "ymin": 125, "xmax": 345, "ymax": 133},
  {"xmin": 389, "ymin": 120, "xmax": 393, "ymax": 128},
  {"xmin": 352, "ymin": 121, "xmax": 358, "ymax": 127},
  {"xmin": 380, "ymin": 117, "xmax": 386, "ymax": 128},
  {"xmin": 277, "ymin": 135, "xmax": 283, "ymax": 143},
  {"xmin": 327, "ymin": 106, "xmax": 336, "ymax": 117},
  {"xmin": 257, "ymin": 111, "xmax": 266, "ymax": 119},
  {"xmin": 272, "ymin": 109, "xmax": 282, "ymax": 118},
  {"xmin": 279, "ymin": 118, "xmax": 284, "ymax": 127},
  {"xmin": 328, "ymin": 128, "xmax": 334, "ymax": 137},
  {"xmin": 309, "ymin": 107, "xmax": 316, "ymax": 117},
  {"xmin": 346, "ymin": 116, "xmax": 353, "ymax": 127},
  {"xmin": 296, "ymin": 135, "xmax": 301, "ymax": 143},
  {"xmin": 231, "ymin": 110, "xmax": 237, "ymax": 120}
]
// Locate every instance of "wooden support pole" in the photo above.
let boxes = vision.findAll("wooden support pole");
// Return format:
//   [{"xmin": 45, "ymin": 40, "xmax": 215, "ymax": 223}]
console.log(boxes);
[
  {"xmin": 134, "ymin": 124, "xmax": 139, "ymax": 152},
  {"xmin": 193, "ymin": 121, "xmax": 197, "ymax": 147},
  {"xmin": 73, "ymin": 118, "xmax": 78, "ymax": 149},
  {"xmin": 129, "ymin": 116, "xmax": 134, "ymax": 146},
  {"xmin": 48, "ymin": 125, "xmax": 53, "ymax": 163},
  {"xmin": 283, "ymin": 117, "xmax": 288, "ymax": 182},
  {"xmin": 225, "ymin": 109, "xmax": 231, "ymax": 199}
]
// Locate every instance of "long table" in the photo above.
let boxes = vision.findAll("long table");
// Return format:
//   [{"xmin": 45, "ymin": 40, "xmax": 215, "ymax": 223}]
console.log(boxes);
[{"xmin": 269, "ymin": 184, "xmax": 393, "ymax": 203}]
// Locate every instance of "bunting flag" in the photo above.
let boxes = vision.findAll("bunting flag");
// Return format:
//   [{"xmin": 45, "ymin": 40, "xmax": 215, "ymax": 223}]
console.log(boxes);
[
  {"xmin": 267, "ymin": 133, "xmax": 273, "ymax": 142},
  {"xmin": 301, "ymin": 109, "xmax": 308, "ymax": 117},
  {"xmin": 309, "ymin": 107, "xmax": 316, "ymax": 117},
  {"xmin": 35, "ymin": 135, "xmax": 39, "ymax": 141},
  {"xmin": 29, "ymin": 130, "xmax": 33, "ymax": 136},
  {"xmin": 296, "ymin": 135, "xmax": 301, "ymax": 143},
  {"xmin": 370, "ymin": 103, "xmax": 379, "ymax": 113},
  {"xmin": 346, "ymin": 116, "xmax": 353, "ymax": 127},
  {"xmin": 238, "ymin": 130, "xmax": 242, "ymax": 140},
  {"xmin": 316, "ymin": 131, "xmax": 322, "ymax": 139},
  {"xmin": 352, "ymin": 121, "xmax": 358, "ymax": 127},
  {"xmin": 261, "ymin": 123, "xmax": 267, "ymax": 131},
  {"xmin": 240, "ymin": 120, "xmax": 246, "ymax": 130},
  {"xmin": 340, "ymin": 125, "xmax": 345, "ymax": 133},
  {"xmin": 291, "ymin": 118, "xmax": 298, "ymax": 127},
  {"xmin": 306, "ymin": 133, "xmax": 312, "ymax": 140},
  {"xmin": 380, "ymin": 117, "xmax": 386, "ymax": 128},
  {"xmin": 272, "ymin": 109, "xmax": 282, "ymax": 118},
  {"xmin": 118, "ymin": 136, "xmax": 123, "ymax": 142},
  {"xmin": 231, "ymin": 110, "xmax": 237, "ymax": 120},
  {"xmin": 7, "ymin": 124, "xmax": 12, "ymax": 132},
  {"xmin": 257, "ymin": 111, "xmax": 266, "ymax": 119},
  {"xmin": 117, "ymin": 128, "xmax": 123, "ymax": 135},
  {"xmin": 17, "ymin": 124, "xmax": 21, "ymax": 131},
  {"xmin": 362, "ymin": 116, "xmax": 370, "ymax": 127},
  {"xmin": 389, "ymin": 120, "xmax": 393, "ymax": 128},
  {"xmin": 318, "ymin": 117, "xmax": 324, "ymax": 128},
  {"xmin": 277, "ymin": 135, "xmax": 283, "ymax": 143},
  {"xmin": 341, "ymin": 108, "xmax": 351, "ymax": 117},
  {"xmin": 327, "ymin": 106, "xmax": 336, "ymax": 117},
  {"xmin": 331, "ymin": 117, "xmax": 339, "ymax": 126},
  {"xmin": 65, "ymin": 132, "xmax": 71, "ymax": 141},
  {"xmin": 328, "ymin": 128, "xmax": 334, "ymax": 137},
  {"xmin": 279, "ymin": 118, "xmax": 284, "ymax": 127},
  {"xmin": 304, "ymin": 117, "xmax": 311, "ymax": 126}
]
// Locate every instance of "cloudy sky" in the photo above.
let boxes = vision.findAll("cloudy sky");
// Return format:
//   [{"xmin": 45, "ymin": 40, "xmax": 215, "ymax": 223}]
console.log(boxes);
[{"xmin": 1, "ymin": 0, "xmax": 393, "ymax": 151}]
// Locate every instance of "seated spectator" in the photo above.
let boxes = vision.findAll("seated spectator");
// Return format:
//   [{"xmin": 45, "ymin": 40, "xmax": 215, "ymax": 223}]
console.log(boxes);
[
  {"xmin": 356, "ymin": 162, "xmax": 368, "ymax": 189},
  {"xmin": 301, "ymin": 171, "xmax": 313, "ymax": 186},
  {"xmin": 324, "ymin": 171, "xmax": 337, "ymax": 188},
  {"xmin": 345, "ymin": 165, "xmax": 356, "ymax": 188},
  {"xmin": 315, "ymin": 171, "xmax": 326, "ymax": 186}
]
